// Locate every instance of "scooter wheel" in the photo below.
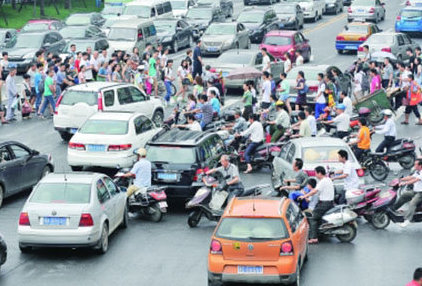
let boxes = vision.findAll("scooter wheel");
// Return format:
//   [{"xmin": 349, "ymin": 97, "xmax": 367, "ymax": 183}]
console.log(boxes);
[
  {"xmin": 149, "ymin": 203, "xmax": 164, "ymax": 223},
  {"xmin": 336, "ymin": 223, "xmax": 357, "ymax": 243},
  {"xmin": 370, "ymin": 211, "xmax": 390, "ymax": 229},
  {"xmin": 188, "ymin": 210, "xmax": 202, "ymax": 228}
]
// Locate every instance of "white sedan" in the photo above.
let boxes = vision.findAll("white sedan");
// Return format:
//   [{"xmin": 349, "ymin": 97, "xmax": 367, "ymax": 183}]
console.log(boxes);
[
  {"xmin": 18, "ymin": 172, "xmax": 128, "ymax": 254},
  {"xmin": 68, "ymin": 111, "xmax": 161, "ymax": 171}
]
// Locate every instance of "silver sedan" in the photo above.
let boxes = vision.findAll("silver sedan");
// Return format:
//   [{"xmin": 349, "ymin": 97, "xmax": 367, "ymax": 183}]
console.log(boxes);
[
  {"xmin": 18, "ymin": 172, "xmax": 128, "ymax": 254},
  {"xmin": 347, "ymin": 0, "xmax": 386, "ymax": 23}
]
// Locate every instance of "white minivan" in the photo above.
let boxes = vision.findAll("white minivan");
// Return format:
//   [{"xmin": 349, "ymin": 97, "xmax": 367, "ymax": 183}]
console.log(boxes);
[
  {"xmin": 53, "ymin": 82, "xmax": 164, "ymax": 141},
  {"xmin": 123, "ymin": 0, "xmax": 173, "ymax": 19}
]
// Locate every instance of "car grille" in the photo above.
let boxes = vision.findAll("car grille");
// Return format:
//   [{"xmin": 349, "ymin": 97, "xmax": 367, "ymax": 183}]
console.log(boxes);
[{"xmin": 205, "ymin": 42, "xmax": 222, "ymax": 46}]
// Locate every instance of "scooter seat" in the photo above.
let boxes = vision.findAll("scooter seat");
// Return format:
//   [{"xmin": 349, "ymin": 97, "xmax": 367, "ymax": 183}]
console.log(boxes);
[{"xmin": 370, "ymin": 152, "xmax": 385, "ymax": 156}]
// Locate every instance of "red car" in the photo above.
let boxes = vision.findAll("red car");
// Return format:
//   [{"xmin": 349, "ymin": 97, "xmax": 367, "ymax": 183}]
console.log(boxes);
[
  {"xmin": 259, "ymin": 30, "xmax": 311, "ymax": 62},
  {"xmin": 20, "ymin": 19, "xmax": 64, "ymax": 33}
]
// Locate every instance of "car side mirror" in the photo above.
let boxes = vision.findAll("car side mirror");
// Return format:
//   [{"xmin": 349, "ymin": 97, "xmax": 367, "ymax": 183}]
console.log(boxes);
[{"xmin": 32, "ymin": 149, "xmax": 40, "ymax": 156}]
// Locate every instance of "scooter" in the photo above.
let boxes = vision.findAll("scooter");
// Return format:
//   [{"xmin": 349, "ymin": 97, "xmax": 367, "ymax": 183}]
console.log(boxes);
[
  {"xmin": 114, "ymin": 169, "xmax": 168, "ymax": 222},
  {"xmin": 345, "ymin": 185, "xmax": 384, "ymax": 222},
  {"xmin": 186, "ymin": 173, "xmax": 272, "ymax": 227},
  {"xmin": 374, "ymin": 138, "xmax": 416, "ymax": 170}
]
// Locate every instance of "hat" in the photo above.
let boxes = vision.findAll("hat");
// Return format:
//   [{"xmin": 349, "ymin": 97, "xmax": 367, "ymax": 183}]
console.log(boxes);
[
  {"xmin": 382, "ymin": 109, "xmax": 393, "ymax": 117},
  {"xmin": 337, "ymin": 104, "xmax": 346, "ymax": 110},
  {"xmin": 136, "ymin": 148, "xmax": 147, "ymax": 157},
  {"xmin": 275, "ymin": 100, "xmax": 284, "ymax": 107}
]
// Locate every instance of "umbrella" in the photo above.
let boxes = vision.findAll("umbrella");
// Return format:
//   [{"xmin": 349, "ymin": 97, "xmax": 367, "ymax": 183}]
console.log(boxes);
[
  {"xmin": 370, "ymin": 51, "xmax": 397, "ymax": 61},
  {"xmin": 225, "ymin": 66, "xmax": 262, "ymax": 80}
]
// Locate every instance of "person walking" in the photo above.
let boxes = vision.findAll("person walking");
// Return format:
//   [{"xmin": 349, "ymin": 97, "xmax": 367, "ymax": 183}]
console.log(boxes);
[
  {"xmin": 401, "ymin": 74, "xmax": 422, "ymax": 125},
  {"xmin": 5, "ymin": 65, "xmax": 18, "ymax": 122},
  {"xmin": 242, "ymin": 81, "xmax": 253, "ymax": 120},
  {"xmin": 261, "ymin": 48, "xmax": 271, "ymax": 73},
  {"xmin": 406, "ymin": 268, "xmax": 422, "ymax": 286},
  {"xmin": 261, "ymin": 71, "xmax": 272, "ymax": 109},
  {"xmin": 149, "ymin": 50, "xmax": 159, "ymax": 97},
  {"xmin": 314, "ymin": 73, "xmax": 326, "ymax": 119},
  {"xmin": 37, "ymin": 69, "xmax": 56, "ymax": 119},
  {"xmin": 381, "ymin": 57, "xmax": 394, "ymax": 89},
  {"xmin": 192, "ymin": 40, "xmax": 203, "ymax": 78},
  {"xmin": 163, "ymin": 59, "xmax": 175, "ymax": 106},
  {"xmin": 278, "ymin": 72, "xmax": 292, "ymax": 114},
  {"xmin": 237, "ymin": 114, "xmax": 264, "ymax": 174}
]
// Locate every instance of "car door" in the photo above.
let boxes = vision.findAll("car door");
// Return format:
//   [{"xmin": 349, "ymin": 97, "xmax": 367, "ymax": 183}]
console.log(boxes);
[
  {"xmin": 96, "ymin": 178, "xmax": 116, "ymax": 229},
  {"xmin": 286, "ymin": 202, "xmax": 307, "ymax": 260},
  {"xmin": 133, "ymin": 115, "xmax": 157, "ymax": 147},
  {"xmin": 396, "ymin": 34, "xmax": 406, "ymax": 59},
  {"xmin": 273, "ymin": 142, "xmax": 291, "ymax": 184},
  {"xmin": 103, "ymin": 176, "xmax": 124, "ymax": 230},
  {"xmin": 8, "ymin": 144, "xmax": 41, "ymax": 189},
  {"xmin": 0, "ymin": 146, "xmax": 22, "ymax": 196}
]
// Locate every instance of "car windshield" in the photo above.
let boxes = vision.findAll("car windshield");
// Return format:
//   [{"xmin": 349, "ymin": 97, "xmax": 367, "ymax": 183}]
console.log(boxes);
[
  {"xmin": 186, "ymin": 8, "xmax": 212, "ymax": 19},
  {"xmin": 102, "ymin": 5, "xmax": 124, "ymax": 15},
  {"xmin": 237, "ymin": 12, "xmax": 263, "ymax": 23},
  {"xmin": 170, "ymin": 0, "xmax": 186, "ymax": 9},
  {"xmin": 401, "ymin": 10, "xmax": 422, "ymax": 18},
  {"xmin": 146, "ymin": 145, "xmax": 196, "ymax": 164},
  {"xmin": 263, "ymin": 35, "xmax": 292, "ymax": 46},
  {"xmin": 302, "ymin": 146, "xmax": 355, "ymax": 163},
  {"xmin": 216, "ymin": 218, "xmax": 288, "ymax": 241},
  {"xmin": 286, "ymin": 68, "xmax": 321, "ymax": 80},
  {"xmin": 123, "ymin": 5, "xmax": 151, "ymax": 17},
  {"xmin": 108, "ymin": 28, "xmax": 136, "ymax": 41},
  {"xmin": 345, "ymin": 25, "xmax": 368, "ymax": 33},
  {"xmin": 66, "ymin": 41, "xmax": 94, "ymax": 53},
  {"xmin": 66, "ymin": 15, "xmax": 91, "ymax": 25},
  {"xmin": 30, "ymin": 183, "xmax": 91, "ymax": 204},
  {"xmin": 216, "ymin": 52, "xmax": 252, "ymax": 65},
  {"xmin": 79, "ymin": 120, "xmax": 129, "ymax": 135},
  {"xmin": 61, "ymin": 90, "xmax": 97, "ymax": 106},
  {"xmin": 154, "ymin": 21, "xmax": 176, "ymax": 33},
  {"xmin": 22, "ymin": 23, "xmax": 50, "ymax": 32},
  {"xmin": 205, "ymin": 24, "xmax": 235, "ymax": 35},
  {"xmin": 274, "ymin": 5, "xmax": 295, "ymax": 14},
  {"xmin": 353, "ymin": 0, "xmax": 374, "ymax": 5},
  {"xmin": 366, "ymin": 34, "xmax": 393, "ymax": 45},
  {"xmin": 60, "ymin": 26, "xmax": 86, "ymax": 38},
  {"xmin": 15, "ymin": 34, "xmax": 42, "ymax": 49}
]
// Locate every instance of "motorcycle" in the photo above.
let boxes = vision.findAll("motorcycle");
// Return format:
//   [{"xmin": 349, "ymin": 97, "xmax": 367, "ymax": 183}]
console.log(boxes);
[
  {"xmin": 375, "ymin": 138, "xmax": 416, "ymax": 170},
  {"xmin": 345, "ymin": 185, "xmax": 384, "ymax": 222},
  {"xmin": 114, "ymin": 168, "xmax": 168, "ymax": 222},
  {"xmin": 186, "ymin": 173, "xmax": 272, "ymax": 227}
]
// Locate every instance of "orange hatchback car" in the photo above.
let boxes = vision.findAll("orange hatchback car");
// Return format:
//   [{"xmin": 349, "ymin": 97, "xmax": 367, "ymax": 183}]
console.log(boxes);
[{"xmin": 208, "ymin": 197, "xmax": 309, "ymax": 286}]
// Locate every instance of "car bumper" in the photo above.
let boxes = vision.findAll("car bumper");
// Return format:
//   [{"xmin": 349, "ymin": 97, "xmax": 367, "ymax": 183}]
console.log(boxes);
[
  {"xmin": 395, "ymin": 23, "xmax": 422, "ymax": 32},
  {"xmin": 303, "ymin": 11, "xmax": 316, "ymax": 19},
  {"xmin": 335, "ymin": 41, "xmax": 363, "ymax": 51},
  {"xmin": 201, "ymin": 46, "xmax": 228, "ymax": 56},
  {"xmin": 325, "ymin": 4, "xmax": 338, "ymax": 13},
  {"xmin": 18, "ymin": 226, "xmax": 100, "ymax": 247},
  {"xmin": 68, "ymin": 149, "xmax": 136, "ymax": 168},
  {"xmin": 348, "ymin": 13, "xmax": 376, "ymax": 21}
]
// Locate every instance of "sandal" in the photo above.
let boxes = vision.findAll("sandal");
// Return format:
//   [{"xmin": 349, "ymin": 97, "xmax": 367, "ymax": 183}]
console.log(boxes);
[{"xmin": 243, "ymin": 168, "xmax": 253, "ymax": 174}]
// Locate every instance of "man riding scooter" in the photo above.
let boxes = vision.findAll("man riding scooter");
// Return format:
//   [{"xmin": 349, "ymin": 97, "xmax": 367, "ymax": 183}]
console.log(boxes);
[
  {"xmin": 120, "ymin": 148, "xmax": 151, "ymax": 197},
  {"xmin": 278, "ymin": 158, "xmax": 308, "ymax": 197}
]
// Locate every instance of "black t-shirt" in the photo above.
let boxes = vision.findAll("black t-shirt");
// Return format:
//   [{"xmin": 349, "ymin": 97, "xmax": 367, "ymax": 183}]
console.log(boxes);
[{"xmin": 193, "ymin": 46, "xmax": 201, "ymax": 66}]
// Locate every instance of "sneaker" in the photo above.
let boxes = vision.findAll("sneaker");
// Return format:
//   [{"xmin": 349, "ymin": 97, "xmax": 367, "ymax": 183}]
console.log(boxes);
[{"xmin": 399, "ymin": 220, "xmax": 410, "ymax": 228}]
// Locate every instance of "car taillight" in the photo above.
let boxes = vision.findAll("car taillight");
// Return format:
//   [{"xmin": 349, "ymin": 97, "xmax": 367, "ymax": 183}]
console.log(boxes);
[
  {"xmin": 107, "ymin": 144, "xmax": 132, "ymax": 151},
  {"xmin": 308, "ymin": 86, "xmax": 318, "ymax": 92},
  {"xmin": 79, "ymin": 213, "xmax": 94, "ymax": 227},
  {"xmin": 369, "ymin": 7, "xmax": 375, "ymax": 13},
  {"xmin": 358, "ymin": 46, "xmax": 364, "ymax": 52},
  {"xmin": 69, "ymin": 142, "xmax": 86, "ymax": 150},
  {"xmin": 98, "ymin": 93, "xmax": 104, "ymax": 111},
  {"xmin": 54, "ymin": 94, "xmax": 64, "ymax": 115},
  {"xmin": 396, "ymin": 15, "xmax": 401, "ymax": 21},
  {"xmin": 381, "ymin": 47, "xmax": 391, "ymax": 52},
  {"xmin": 149, "ymin": 191, "xmax": 167, "ymax": 200},
  {"xmin": 210, "ymin": 239, "xmax": 222, "ymax": 255},
  {"xmin": 358, "ymin": 37, "xmax": 367, "ymax": 41},
  {"xmin": 304, "ymin": 170, "xmax": 316, "ymax": 176},
  {"xmin": 357, "ymin": 169, "xmax": 365, "ymax": 177},
  {"xmin": 19, "ymin": 212, "xmax": 30, "ymax": 226},
  {"xmin": 280, "ymin": 241, "xmax": 293, "ymax": 256},
  {"xmin": 193, "ymin": 167, "xmax": 209, "ymax": 181},
  {"xmin": 347, "ymin": 7, "xmax": 352, "ymax": 13},
  {"xmin": 336, "ymin": 36, "xmax": 345, "ymax": 41},
  {"xmin": 403, "ymin": 142, "xmax": 415, "ymax": 149}
]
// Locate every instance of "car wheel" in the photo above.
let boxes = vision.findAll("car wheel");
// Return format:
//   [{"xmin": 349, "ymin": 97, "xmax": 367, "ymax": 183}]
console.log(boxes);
[
  {"xmin": 70, "ymin": 166, "xmax": 83, "ymax": 172},
  {"xmin": 96, "ymin": 223, "xmax": 109, "ymax": 254},
  {"xmin": 19, "ymin": 243, "xmax": 32, "ymax": 253},
  {"xmin": 208, "ymin": 278, "xmax": 224, "ymax": 286},
  {"xmin": 152, "ymin": 110, "xmax": 164, "ymax": 127},
  {"xmin": 59, "ymin": 131, "xmax": 72, "ymax": 141},
  {"xmin": 121, "ymin": 205, "xmax": 129, "ymax": 229},
  {"xmin": 172, "ymin": 40, "xmax": 179, "ymax": 53},
  {"xmin": 0, "ymin": 185, "xmax": 3, "ymax": 209}
]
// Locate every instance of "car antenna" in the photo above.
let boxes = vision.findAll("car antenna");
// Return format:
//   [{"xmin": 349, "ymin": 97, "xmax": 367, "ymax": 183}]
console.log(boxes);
[{"xmin": 253, "ymin": 188, "xmax": 256, "ymax": 212}]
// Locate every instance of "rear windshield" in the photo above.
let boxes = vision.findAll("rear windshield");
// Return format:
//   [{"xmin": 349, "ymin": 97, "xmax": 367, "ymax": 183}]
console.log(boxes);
[
  {"xmin": 216, "ymin": 218, "xmax": 288, "ymax": 241},
  {"xmin": 401, "ymin": 10, "xmax": 422, "ymax": 18},
  {"xmin": 30, "ymin": 183, "xmax": 91, "ymax": 204},
  {"xmin": 79, "ymin": 119, "xmax": 129, "ymax": 135},
  {"xmin": 61, "ymin": 90, "xmax": 98, "ymax": 106},
  {"xmin": 146, "ymin": 145, "xmax": 196, "ymax": 164},
  {"xmin": 302, "ymin": 146, "xmax": 355, "ymax": 163},
  {"xmin": 66, "ymin": 15, "xmax": 91, "ymax": 25},
  {"xmin": 367, "ymin": 34, "xmax": 393, "ymax": 45}
]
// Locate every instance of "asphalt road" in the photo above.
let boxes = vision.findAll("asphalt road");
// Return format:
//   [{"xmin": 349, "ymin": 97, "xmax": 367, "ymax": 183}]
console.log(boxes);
[{"xmin": 1, "ymin": 1, "xmax": 422, "ymax": 285}]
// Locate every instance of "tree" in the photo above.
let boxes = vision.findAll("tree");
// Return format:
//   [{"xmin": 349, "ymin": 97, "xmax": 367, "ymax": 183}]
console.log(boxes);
[
  {"xmin": 40, "ymin": 0, "xmax": 45, "ymax": 16},
  {"xmin": 64, "ymin": 0, "xmax": 72, "ymax": 9}
]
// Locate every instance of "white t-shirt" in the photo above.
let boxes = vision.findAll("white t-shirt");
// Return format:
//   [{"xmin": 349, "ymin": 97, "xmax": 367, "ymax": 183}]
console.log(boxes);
[
  {"xmin": 284, "ymin": 58, "xmax": 291, "ymax": 73},
  {"xmin": 262, "ymin": 55, "xmax": 270, "ymax": 72},
  {"xmin": 343, "ymin": 96, "xmax": 353, "ymax": 116},
  {"xmin": 307, "ymin": 115, "xmax": 317, "ymax": 136},
  {"xmin": 316, "ymin": 82, "xmax": 326, "ymax": 104},
  {"xmin": 177, "ymin": 66, "xmax": 188, "ymax": 79},
  {"xmin": 354, "ymin": 72, "xmax": 363, "ymax": 92},
  {"xmin": 188, "ymin": 121, "xmax": 202, "ymax": 131},
  {"xmin": 333, "ymin": 112, "xmax": 350, "ymax": 132},
  {"xmin": 413, "ymin": 171, "xmax": 422, "ymax": 193},
  {"xmin": 262, "ymin": 80, "xmax": 271, "ymax": 103},
  {"xmin": 343, "ymin": 160, "xmax": 360, "ymax": 191},
  {"xmin": 316, "ymin": 177, "xmax": 335, "ymax": 201},
  {"xmin": 80, "ymin": 59, "xmax": 93, "ymax": 80},
  {"xmin": 207, "ymin": 86, "xmax": 220, "ymax": 98},
  {"xmin": 295, "ymin": 55, "xmax": 304, "ymax": 66},
  {"xmin": 401, "ymin": 70, "xmax": 412, "ymax": 89}
]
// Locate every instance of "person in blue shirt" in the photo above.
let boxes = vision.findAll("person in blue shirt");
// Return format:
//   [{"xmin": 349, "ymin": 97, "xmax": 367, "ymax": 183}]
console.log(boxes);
[
  {"xmin": 289, "ymin": 178, "xmax": 317, "ymax": 211},
  {"xmin": 208, "ymin": 89, "xmax": 220, "ymax": 115},
  {"xmin": 33, "ymin": 63, "xmax": 44, "ymax": 113}
]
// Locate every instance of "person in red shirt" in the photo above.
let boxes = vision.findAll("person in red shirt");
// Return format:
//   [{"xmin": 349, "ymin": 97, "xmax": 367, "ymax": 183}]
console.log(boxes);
[{"xmin": 407, "ymin": 268, "xmax": 422, "ymax": 286}]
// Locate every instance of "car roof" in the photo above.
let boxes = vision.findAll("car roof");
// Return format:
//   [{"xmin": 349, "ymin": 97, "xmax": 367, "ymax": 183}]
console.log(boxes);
[
  {"xmin": 111, "ymin": 18, "xmax": 154, "ymax": 28},
  {"xmin": 41, "ymin": 172, "xmax": 101, "ymax": 184},
  {"xmin": 265, "ymin": 30, "xmax": 296, "ymax": 37},
  {"xmin": 209, "ymin": 22, "xmax": 236, "ymax": 26},
  {"xmin": 291, "ymin": 137, "xmax": 348, "ymax": 148},
  {"xmin": 225, "ymin": 197, "xmax": 288, "ymax": 218},
  {"xmin": 0, "ymin": 140, "xmax": 29, "ymax": 147},
  {"xmin": 69, "ymin": 38, "xmax": 105, "ymax": 43},
  {"xmin": 155, "ymin": 17, "xmax": 180, "ymax": 22},
  {"xmin": 148, "ymin": 129, "xmax": 215, "ymax": 146},
  {"xmin": 88, "ymin": 111, "xmax": 140, "ymax": 121},
  {"xmin": 289, "ymin": 64, "xmax": 330, "ymax": 72},
  {"xmin": 220, "ymin": 49, "xmax": 257, "ymax": 56},
  {"xmin": 66, "ymin": 81, "xmax": 128, "ymax": 91}
]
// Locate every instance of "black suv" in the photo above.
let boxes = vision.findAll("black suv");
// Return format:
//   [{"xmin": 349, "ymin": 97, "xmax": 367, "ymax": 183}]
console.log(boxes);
[
  {"xmin": 237, "ymin": 6, "xmax": 279, "ymax": 43},
  {"xmin": 185, "ymin": 6, "xmax": 226, "ymax": 38},
  {"xmin": 197, "ymin": 0, "xmax": 234, "ymax": 18},
  {"xmin": 145, "ymin": 129, "xmax": 227, "ymax": 198}
]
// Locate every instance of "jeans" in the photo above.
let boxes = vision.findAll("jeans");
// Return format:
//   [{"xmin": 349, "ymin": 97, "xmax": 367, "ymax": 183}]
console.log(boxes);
[
  {"xmin": 164, "ymin": 80, "xmax": 172, "ymax": 103},
  {"xmin": 55, "ymin": 85, "xmax": 62, "ymax": 98},
  {"xmin": 376, "ymin": 136, "xmax": 395, "ymax": 153},
  {"xmin": 309, "ymin": 200, "xmax": 334, "ymax": 239},
  {"xmin": 5, "ymin": 95, "xmax": 14, "ymax": 121},
  {"xmin": 244, "ymin": 142, "xmax": 261, "ymax": 163},
  {"xmin": 35, "ymin": 92, "xmax": 42, "ymax": 112},
  {"xmin": 315, "ymin": 102, "xmax": 326, "ymax": 119},
  {"xmin": 393, "ymin": 191, "xmax": 422, "ymax": 221},
  {"xmin": 39, "ymin": 95, "xmax": 55, "ymax": 115},
  {"xmin": 226, "ymin": 183, "xmax": 245, "ymax": 204}
]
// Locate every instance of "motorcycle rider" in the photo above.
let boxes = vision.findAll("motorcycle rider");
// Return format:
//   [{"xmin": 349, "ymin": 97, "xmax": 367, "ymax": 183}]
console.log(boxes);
[
  {"xmin": 206, "ymin": 155, "xmax": 244, "ymax": 202},
  {"xmin": 299, "ymin": 166, "xmax": 335, "ymax": 244},
  {"xmin": 374, "ymin": 109, "xmax": 396, "ymax": 153},
  {"xmin": 331, "ymin": 149, "xmax": 360, "ymax": 204},
  {"xmin": 279, "ymin": 158, "xmax": 308, "ymax": 195},
  {"xmin": 120, "ymin": 148, "xmax": 152, "ymax": 197},
  {"xmin": 393, "ymin": 159, "xmax": 422, "ymax": 227},
  {"xmin": 266, "ymin": 100, "xmax": 290, "ymax": 142},
  {"xmin": 349, "ymin": 118, "xmax": 371, "ymax": 161},
  {"xmin": 323, "ymin": 104, "xmax": 350, "ymax": 138},
  {"xmin": 222, "ymin": 111, "xmax": 248, "ymax": 150}
]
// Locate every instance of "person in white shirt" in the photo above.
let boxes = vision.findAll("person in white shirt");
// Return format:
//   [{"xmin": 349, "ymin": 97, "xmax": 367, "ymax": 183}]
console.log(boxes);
[
  {"xmin": 354, "ymin": 65, "xmax": 363, "ymax": 98},
  {"xmin": 375, "ymin": 109, "xmax": 397, "ymax": 152},
  {"xmin": 174, "ymin": 114, "xmax": 202, "ymax": 131},
  {"xmin": 295, "ymin": 50, "xmax": 304, "ymax": 66},
  {"xmin": 315, "ymin": 73, "xmax": 326, "ymax": 119},
  {"xmin": 261, "ymin": 71, "xmax": 272, "ymax": 109},
  {"xmin": 340, "ymin": 91, "xmax": 353, "ymax": 117},
  {"xmin": 305, "ymin": 107, "xmax": 317, "ymax": 136},
  {"xmin": 332, "ymin": 150, "xmax": 360, "ymax": 203},
  {"xmin": 299, "ymin": 166, "xmax": 334, "ymax": 244},
  {"xmin": 80, "ymin": 52, "xmax": 93, "ymax": 81},
  {"xmin": 261, "ymin": 48, "xmax": 271, "ymax": 73},
  {"xmin": 324, "ymin": 104, "xmax": 350, "ymax": 138},
  {"xmin": 236, "ymin": 114, "xmax": 264, "ymax": 173},
  {"xmin": 90, "ymin": 51, "xmax": 101, "ymax": 80},
  {"xmin": 283, "ymin": 52, "xmax": 292, "ymax": 74}
]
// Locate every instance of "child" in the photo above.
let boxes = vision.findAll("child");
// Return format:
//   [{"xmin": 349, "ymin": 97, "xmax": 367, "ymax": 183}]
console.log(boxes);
[{"xmin": 289, "ymin": 178, "xmax": 318, "ymax": 211}]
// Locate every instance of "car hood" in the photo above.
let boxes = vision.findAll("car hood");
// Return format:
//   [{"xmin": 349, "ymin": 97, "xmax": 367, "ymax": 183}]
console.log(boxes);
[
  {"xmin": 187, "ymin": 19, "xmax": 210, "ymax": 27},
  {"xmin": 260, "ymin": 43, "xmax": 292, "ymax": 55},
  {"xmin": 299, "ymin": 2, "xmax": 313, "ymax": 8},
  {"xmin": 108, "ymin": 40, "xmax": 134, "ymax": 52},
  {"xmin": 7, "ymin": 48, "xmax": 37, "ymax": 58},
  {"xmin": 202, "ymin": 34, "xmax": 234, "ymax": 43},
  {"xmin": 242, "ymin": 22, "xmax": 261, "ymax": 30}
]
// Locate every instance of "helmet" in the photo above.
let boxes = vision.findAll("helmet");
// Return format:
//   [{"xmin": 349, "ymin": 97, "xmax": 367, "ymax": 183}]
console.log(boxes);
[
  {"xmin": 382, "ymin": 109, "xmax": 393, "ymax": 117},
  {"xmin": 337, "ymin": 104, "xmax": 346, "ymax": 110},
  {"xmin": 275, "ymin": 100, "xmax": 284, "ymax": 107},
  {"xmin": 136, "ymin": 148, "xmax": 147, "ymax": 157}
]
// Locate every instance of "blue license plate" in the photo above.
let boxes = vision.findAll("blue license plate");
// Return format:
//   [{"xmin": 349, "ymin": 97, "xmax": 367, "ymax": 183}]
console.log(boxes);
[
  {"xmin": 345, "ymin": 45, "xmax": 357, "ymax": 50},
  {"xmin": 88, "ymin": 144, "xmax": 106, "ymax": 152},
  {"xmin": 157, "ymin": 173, "xmax": 177, "ymax": 180},
  {"xmin": 237, "ymin": 266, "xmax": 263, "ymax": 274},
  {"xmin": 207, "ymin": 47, "xmax": 218, "ymax": 52},
  {"xmin": 70, "ymin": 128, "xmax": 78, "ymax": 134},
  {"xmin": 43, "ymin": 217, "xmax": 66, "ymax": 226},
  {"xmin": 357, "ymin": 9, "xmax": 364, "ymax": 12}
]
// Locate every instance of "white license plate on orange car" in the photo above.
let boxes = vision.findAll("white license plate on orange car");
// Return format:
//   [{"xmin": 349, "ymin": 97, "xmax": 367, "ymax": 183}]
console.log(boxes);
[{"xmin": 237, "ymin": 266, "xmax": 263, "ymax": 274}]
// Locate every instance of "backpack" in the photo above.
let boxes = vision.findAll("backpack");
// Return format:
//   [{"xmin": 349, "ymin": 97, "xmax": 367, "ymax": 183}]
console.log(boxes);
[
  {"xmin": 361, "ymin": 71, "xmax": 370, "ymax": 92},
  {"xmin": 160, "ymin": 69, "xmax": 165, "ymax": 81}
]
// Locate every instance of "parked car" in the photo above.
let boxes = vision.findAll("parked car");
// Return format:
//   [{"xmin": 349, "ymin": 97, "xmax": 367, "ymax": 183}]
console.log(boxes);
[
  {"xmin": 54, "ymin": 82, "xmax": 164, "ymax": 141},
  {"xmin": 236, "ymin": 6, "xmax": 279, "ymax": 43},
  {"xmin": 347, "ymin": 0, "xmax": 386, "ymax": 23},
  {"xmin": 21, "ymin": 19, "xmax": 63, "ymax": 32},
  {"xmin": 208, "ymin": 197, "xmax": 309, "ymax": 286},
  {"xmin": 196, "ymin": 0, "xmax": 234, "ymax": 18},
  {"xmin": 59, "ymin": 25, "xmax": 106, "ymax": 40},
  {"xmin": 260, "ymin": 30, "xmax": 311, "ymax": 62},
  {"xmin": 201, "ymin": 22, "xmax": 250, "ymax": 56},
  {"xmin": 171, "ymin": 0, "xmax": 196, "ymax": 17},
  {"xmin": 395, "ymin": 7, "xmax": 422, "ymax": 33},
  {"xmin": 17, "ymin": 173, "xmax": 128, "ymax": 254},
  {"xmin": 101, "ymin": 3, "xmax": 125, "ymax": 17},
  {"xmin": 146, "ymin": 129, "xmax": 227, "ymax": 198},
  {"xmin": 0, "ymin": 141, "xmax": 54, "ymax": 208},
  {"xmin": 1, "ymin": 31, "xmax": 66, "ymax": 73},
  {"xmin": 272, "ymin": 138, "xmax": 364, "ymax": 190},
  {"xmin": 154, "ymin": 18, "xmax": 194, "ymax": 52},
  {"xmin": 0, "ymin": 233, "xmax": 6, "ymax": 270},
  {"xmin": 212, "ymin": 49, "xmax": 284, "ymax": 89},
  {"xmin": 273, "ymin": 3, "xmax": 304, "ymax": 30},
  {"xmin": 324, "ymin": 0, "xmax": 344, "ymax": 14},
  {"xmin": 336, "ymin": 22, "xmax": 382, "ymax": 54},
  {"xmin": 0, "ymin": 28, "xmax": 17, "ymax": 49},
  {"xmin": 285, "ymin": 0, "xmax": 325, "ymax": 22},
  {"xmin": 405, "ymin": 0, "xmax": 422, "ymax": 6},
  {"xmin": 185, "ymin": 6, "xmax": 226, "ymax": 38},
  {"xmin": 284, "ymin": 65, "xmax": 352, "ymax": 103},
  {"xmin": 60, "ymin": 38, "xmax": 109, "ymax": 61},
  {"xmin": 357, "ymin": 32, "xmax": 420, "ymax": 62},
  {"xmin": 68, "ymin": 112, "xmax": 161, "ymax": 170},
  {"xmin": 65, "ymin": 12, "xmax": 106, "ymax": 27}
]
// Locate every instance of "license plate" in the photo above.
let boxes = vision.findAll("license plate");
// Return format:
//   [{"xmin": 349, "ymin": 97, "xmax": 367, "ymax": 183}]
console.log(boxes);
[
  {"xmin": 70, "ymin": 128, "xmax": 78, "ymax": 134},
  {"xmin": 345, "ymin": 45, "xmax": 357, "ymax": 50},
  {"xmin": 158, "ymin": 201, "xmax": 168, "ymax": 208},
  {"xmin": 357, "ymin": 9, "xmax": 364, "ymax": 13},
  {"xmin": 87, "ymin": 144, "xmax": 106, "ymax": 152},
  {"xmin": 43, "ymin": 217, "xmax": 67, "ymax": 226},
  {"xmin": 237, "ymin": 266, "xmax": 263, "ymax": 275},
  {"xmin": 222, "ymin": 71, "xmax": 229, "ymax": 78},
  {"xmin": 207, "ymin": 47, "xmax": 218, "ymax": 52},
  {"xmin": 157, "ymin": 173, "xmax": 177, "ymax": 180}
]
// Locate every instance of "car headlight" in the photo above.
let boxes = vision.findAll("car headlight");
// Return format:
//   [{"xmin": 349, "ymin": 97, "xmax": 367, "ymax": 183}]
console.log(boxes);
[
  {"xmin": 23, "ymin": 53, "xmax": 34, "ymax": 59},
  {"xmin": 161, "ymin": 36, "xmax": 172, "ymax": 43},
  {"xmin": 223, "ymin": 40, "xmax": 233, "ymax": 48}
]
